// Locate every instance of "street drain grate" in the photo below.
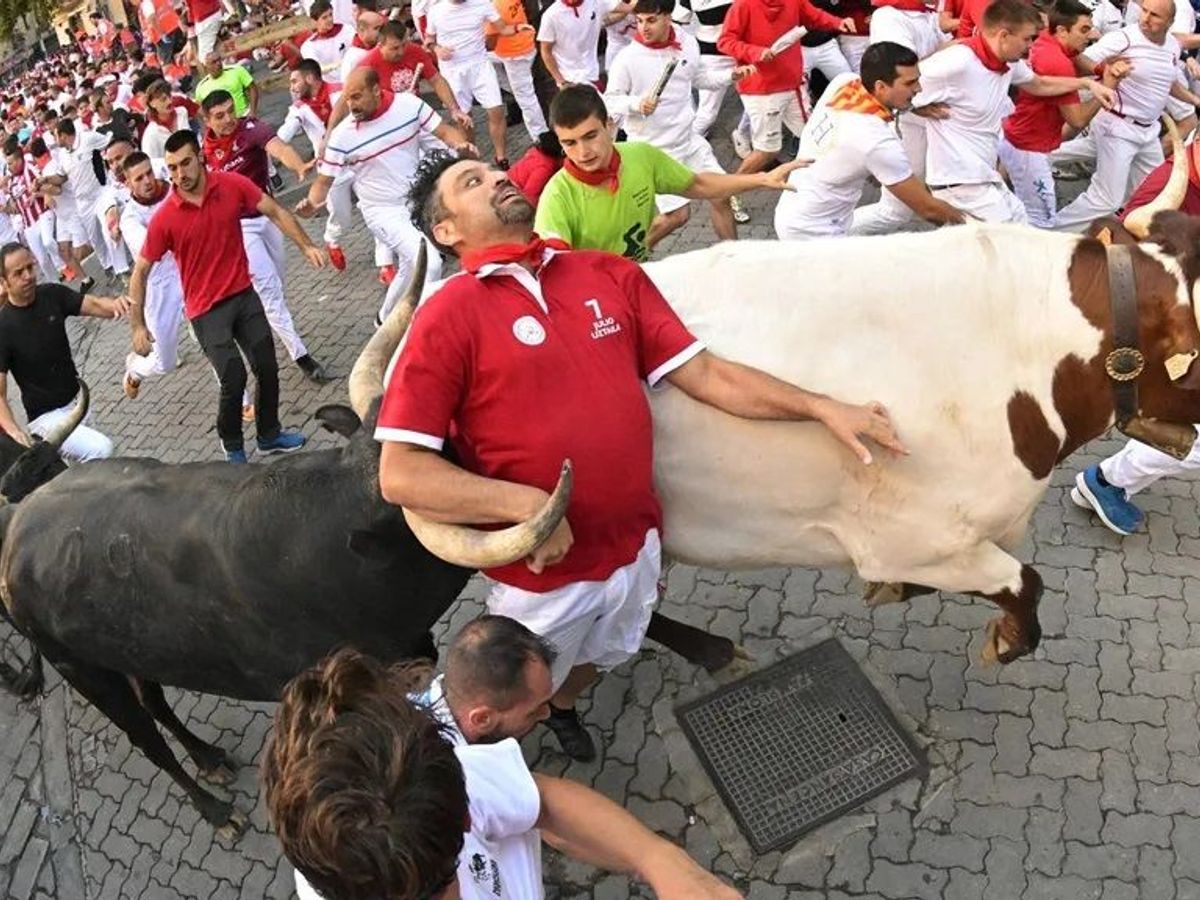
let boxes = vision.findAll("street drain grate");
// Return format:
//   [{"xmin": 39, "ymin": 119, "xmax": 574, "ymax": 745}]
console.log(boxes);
[{"xmin": 676, "ymin": 638, "xmax": 926, "ymax": 854}]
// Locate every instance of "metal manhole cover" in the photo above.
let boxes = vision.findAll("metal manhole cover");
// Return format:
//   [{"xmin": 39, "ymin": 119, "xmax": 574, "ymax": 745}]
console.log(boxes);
[{"xmin": 676, "ymin": 638, "xmax": 926, "ymax": 854}]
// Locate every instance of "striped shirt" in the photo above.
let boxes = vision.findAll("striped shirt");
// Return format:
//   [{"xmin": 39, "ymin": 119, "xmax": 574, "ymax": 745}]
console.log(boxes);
[
  {"xmin": 7, "ymin": 159, "xmax": 48, "ymax": 228},
  {"xmin": 318, "ymin": 91, "xmax": 442, "ymax": 208}
]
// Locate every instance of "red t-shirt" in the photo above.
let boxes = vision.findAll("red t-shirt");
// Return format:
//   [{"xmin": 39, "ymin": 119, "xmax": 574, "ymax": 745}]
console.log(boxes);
[
  {"xmin": 508, "ymin": 146, "xmax": 562, "ymax": 205},
  {"xmin": 375, "ymin": 250, "xmax": 701, "ymax": 591},
  {"xmin": 141, "ymin": 170, "xmax": 263, "ymax": 320},
  {"xmin": 956, "ymin": 0, "xmax": 987, "ymax": 36},
  {"xmin": 1002, "ymin": 31, "xmax": 1080, "ymax": 153},
  {"xmin": 186, "ymin": 0, "xmax": 222, "ymax": 23},
  {"xmin": 357, "ymin": 43, "xmax": 439, "ymax": 94}
]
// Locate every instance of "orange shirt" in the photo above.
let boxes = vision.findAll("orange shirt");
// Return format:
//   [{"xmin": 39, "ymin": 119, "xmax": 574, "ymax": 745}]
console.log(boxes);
[{"xmin": 486, "ymin": 0, "xmax": 534, "ymax": 57}]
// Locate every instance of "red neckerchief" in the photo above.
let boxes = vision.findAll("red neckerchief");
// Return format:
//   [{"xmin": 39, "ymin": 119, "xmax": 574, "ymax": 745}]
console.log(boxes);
[
  {"xmin": 560, "ymin": 0, "xmax": 583, "ymax": 17},
  {"xmin": 150, "ymin": 105, "xmax": 177, "ymax": 126},
  {"xmin": 461, "ymin": 234, "xmax": 572, "ymax": 274},
  {"xmin": 300, "ymin": 81, "xmax": 334, "ymax": 124},
  {"xmin": 634, "ymin": 26, "xmax": 681, "ymax": 49},
  {"xmin": 351, "ymin": 33, "xmax": 368, "ymax": 48},
  {"xmin": 965, "ymin": 32, "xmax": 1008, "ymax": 73},
  {"xmin": 357, "ymin": 89, "xmax": 396, "ymax": 124},
  {"xmin": 316, "ymin": 23, "xmax": 343, "ymax": 40},
  {"xmin": 134, "ymin": 180, "xmax": 169, "ymax": 207},
  {"xmin": 563, "ymin": 146, "xmax": 621, "ymax": 193},
  {"xmin": 870, "ymin": 0, "xmax": 930, "ymax": 10},
  {"xmin": 203, "ymin": 125, "xmax": 238, "ymax": 165}
]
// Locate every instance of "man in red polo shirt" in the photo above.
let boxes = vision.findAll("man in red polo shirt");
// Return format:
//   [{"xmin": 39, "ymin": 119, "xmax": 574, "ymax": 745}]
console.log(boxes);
[
  {"xmin": 376, "ymin": 151, "xmax": 906, "ymax": 760},
  {"xmin": 128, "ymin": 130, "xmax": 327, "ymax": 463},
  {"xmin": 998, "ymin": 0, "xmax": 1128, "ymax": 227}
]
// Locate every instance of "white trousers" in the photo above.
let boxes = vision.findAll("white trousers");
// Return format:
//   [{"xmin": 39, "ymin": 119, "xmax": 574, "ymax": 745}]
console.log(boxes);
[
  {"xmin": 839, "ymin": 35, "xmax": 869, "ymax": 74},
  {"xmin": 493, "ymin": 51, "xmax": 548, "ymax": 142},
  {"xmin": 1101, "ymin": 426, "xmax": 1200, "ymax": 494},
  {"xmin": 240, "ymin": 216, "xmax": 308, "ymax": 361},
  {"xmin": 804, "ymin": 40, "xmax": 852, "ymax": 97},
  {"xmin": 28, "ymin": 398, "xmax": 112, "ymax": 462},
  {"xmin": 126, "ymin": 268, "xmax": 185, "ymax": 382},
  {"xmin": 694, "ymin": 55, "xmax": 735, "ymax": 137},
  {"xmin": 24, "ymin": 214, "xmax": 64, "ymax": 282},
  {"xmin": 850, "ymin": 113, "xmax": 926, "ymax": 235},
  {"xmin": 195, "ymin": 10, "xmax": 223, "ymax": 60},
  {"xmin": 322, "ymin": 173, "xmax": 394, "ymax": 267},
  {"xmin": 1053, "ymin": 113, "xmax": 1163, "ymax": 232},
  {"xmin": 933, "ymin": 182, "xmax": 1028, "ymax": 224},
  {"xmin": 362, "ymin": 203, "xmax": 444, "ymax": 323},
  {"xmin": 997, "ymin": 137, "xmax": 1057, "ymax": 228}
]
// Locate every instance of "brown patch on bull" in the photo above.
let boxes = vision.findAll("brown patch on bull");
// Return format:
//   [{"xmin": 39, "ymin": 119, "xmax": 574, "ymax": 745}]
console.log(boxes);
[
  {"xmin": 976, "ymin": 565, "xmax": 1043, "ymax": 666},
  {"xmin": 1007, "ymin": 391, "xmax": 1060, "ymax": 480}
]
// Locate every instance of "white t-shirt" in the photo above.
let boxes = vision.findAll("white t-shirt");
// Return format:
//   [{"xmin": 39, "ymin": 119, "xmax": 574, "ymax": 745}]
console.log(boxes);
[
  {"xmin": 867, "ymin": 6, "xmax": 942, "ymax": 59},
  {"xmin": 1084, "ymin": 23, "xmax": 1182, "ymax": 124},
  {"xmin": 916, "ymin": 43, "xmax": 1034, "ymax": 185},
  {"xmin": 320, "ymin": 92, "xmax": 443, "ymax": 207},
  {"xmin": 605, "ymin": 30, "xmax": 704, "ymax": 158},
  {"xmin": 538, "ymin": 0, "xmax": 606, "ymax": 83},
  {"xmin": 775, "ymin": 73, "xmax": 912, "ymax": 237},
  {"xmin": 301, "ymin": 27, "xmax": 352, "ymax": 81},
  {"xmin": 427, "ymin": 0, "xmax": 501, "ymax": 69},
  {"xmin": 339, "ymin": 43, "xmax": 370, "ymax": 83},
  {"xmin": 141, "ymin": 107, "xmax": 190, "ymax": 160},
  {"xmin": 278, "ymin": 90, "xmax": 342, "ymax": 149},
  {"xmin": 121, "ymin": 182, "xmax": 181, "ymax": 291},
  {"xmin": 1084, "ymin": 0, "xmax": 1126, "ymax": 35},
  {"xmin": 49, "ymin": 129, "xmax": 111, "ymax": 206}
]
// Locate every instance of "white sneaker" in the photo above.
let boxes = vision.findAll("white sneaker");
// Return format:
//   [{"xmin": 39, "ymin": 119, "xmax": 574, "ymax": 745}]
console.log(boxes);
[
  {"xmin": 730, "ymin": 195, "xmax": 750, "ymax": 224},
  {"xmin": 731, "ymin": 128, "xmax": 752, "ymax": 160}
]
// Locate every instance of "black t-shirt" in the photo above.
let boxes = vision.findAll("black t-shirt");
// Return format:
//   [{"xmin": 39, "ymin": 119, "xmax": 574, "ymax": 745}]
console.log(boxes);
[{"xmin": 0, "ymin": 284, "xmax": 83, "ymax": 421}]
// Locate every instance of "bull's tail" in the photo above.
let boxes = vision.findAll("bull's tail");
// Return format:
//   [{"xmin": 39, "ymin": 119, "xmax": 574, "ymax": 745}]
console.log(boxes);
[{"xmin": 0, "ymin": 504, "xmax": 44, "ymax": 700}]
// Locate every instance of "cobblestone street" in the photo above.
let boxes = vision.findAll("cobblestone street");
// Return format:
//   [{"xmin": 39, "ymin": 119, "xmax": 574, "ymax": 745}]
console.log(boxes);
[{"xmin": 1, "ymin": 74, "xmax": 1199, "ymax": 900}]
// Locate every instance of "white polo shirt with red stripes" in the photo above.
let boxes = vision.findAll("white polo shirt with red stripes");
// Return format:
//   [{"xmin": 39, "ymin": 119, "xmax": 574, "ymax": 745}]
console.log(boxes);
[{"xmin": 318, "ymin": 91, "xmax": 442, "ymax": 210}]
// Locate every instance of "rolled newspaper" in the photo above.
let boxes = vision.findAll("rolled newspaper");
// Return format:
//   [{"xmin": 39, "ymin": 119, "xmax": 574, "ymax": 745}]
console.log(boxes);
[
  {"xmin": 768, "ymin": 25, "xmax": 807, "ymax": 55},
  {"xmin": 651, "ymin": 59, "xmax": 679, "ymax": 100},
  {"xmin": 410, "ymin": 62, "xmax": 424, "ymax": 92}
]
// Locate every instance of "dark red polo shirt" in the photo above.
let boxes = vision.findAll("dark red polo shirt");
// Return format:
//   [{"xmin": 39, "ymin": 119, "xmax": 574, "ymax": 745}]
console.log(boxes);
[
  {"xmin": 141, "ymin": 170, "xmax": 263, "ymax": 320},
  {"xmin": 375, "ymin": 249, "xmax": 702, "ymax": 592},
  {"xmin": 203, "ymin": 116, "xmax": 275, "ymax": 193}
]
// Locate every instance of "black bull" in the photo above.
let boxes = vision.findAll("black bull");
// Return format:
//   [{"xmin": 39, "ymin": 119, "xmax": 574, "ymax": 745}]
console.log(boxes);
[{"xmin": 0, "ymin": 399, "xmax": 735, "ymax": 838}]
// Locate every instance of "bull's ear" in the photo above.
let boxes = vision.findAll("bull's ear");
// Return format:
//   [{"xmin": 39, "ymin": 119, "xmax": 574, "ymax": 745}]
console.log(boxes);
[{"xmin": 315, "ymin": 405, "xmax": 362, "ymax": 437}]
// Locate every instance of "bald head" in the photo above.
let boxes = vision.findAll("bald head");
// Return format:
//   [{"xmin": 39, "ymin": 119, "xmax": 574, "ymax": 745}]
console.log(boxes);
[
  {"xmin": 1139, "ymin": 0, "xmax": 1176, "ymax": 42},
  {"xmin": 343, "ymin": 66, "xmax": 383, "ymax": 120}
]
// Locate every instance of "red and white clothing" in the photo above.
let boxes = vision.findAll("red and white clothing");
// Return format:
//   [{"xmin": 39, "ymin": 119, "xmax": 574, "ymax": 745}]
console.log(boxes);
[
  {"xmin": 356, "ymin": 43, "xmax": 439, "ymax": 94},
  {"xmin": 913, "ymin": 40, "xmax": 1034, "ymax": 223},
  {"xmin": 5, "ymin": 159, "xmax": 61, "ymax": 281},
  {"xmin": 999, "ymin": 31, "xmax": 1080, "ymax": 227},
  {"xmin": 204, "ymin": 118, "xmax": 310, "ymax": 362},
  {"xmin": 121, "ymin": 178, "xmax": 185, "ymax": 382},
  {"xmin": 427, "ymin": 0, "xmax": 505, "ymax": 109},
  {"xmin": 1054, "ymin": 24, "xmax": 1180, "ymax": 230},
  {"xmin": 301, "ymin": 25, "xmax": 351, "ymax": 84},
  {"xmin": 339, "ymin": 35, "xmax": 373, "ymax": 82},
  {"xmin": 186, "ymin": 0, "xmax": 224, "ymax": 59},
  {"xmin": 776, "ymin": 73, "xmax": 911, "ymax": 239},
  {"xmin": 537, "ymin": 0, "xmax": 608, "ymax": 85},
  {"xmin": 376, "ymin": 247, "xmax": 701, "ymax": 675},
  {"xmin": 142, "ymin": 103, "xmax": 192, "ymax": 160},
  {"xmin": 320, "ymin": 91, "xmax": 445, "ymax": 318}
]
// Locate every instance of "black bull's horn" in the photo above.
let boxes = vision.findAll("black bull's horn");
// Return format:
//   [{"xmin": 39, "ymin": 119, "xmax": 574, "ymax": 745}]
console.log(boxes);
[
  {"xmin": 45, "ymin": 380, "xmax": 89, "ymax": 450},
  {"xmin": 347, "ymin": 244, "xmax": 573, "ymax": 569}
]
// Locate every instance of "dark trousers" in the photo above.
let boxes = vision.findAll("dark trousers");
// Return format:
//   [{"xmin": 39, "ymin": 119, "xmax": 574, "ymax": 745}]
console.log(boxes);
[{"xmin": 191, "ymin": 288, "xmax": 280, "ymax": 451}]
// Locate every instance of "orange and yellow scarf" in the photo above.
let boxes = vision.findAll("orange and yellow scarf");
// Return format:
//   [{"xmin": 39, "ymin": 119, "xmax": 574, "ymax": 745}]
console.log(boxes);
[{"xmin": 825, "ymin": 77, "xmax": 893, "ymax": 122}]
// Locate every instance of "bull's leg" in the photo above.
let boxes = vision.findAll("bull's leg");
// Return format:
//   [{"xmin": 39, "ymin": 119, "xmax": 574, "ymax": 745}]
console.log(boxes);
[
  {"xmin": 48, "ymin": 655, "xmax": 246, "ymax": 840},
  {"xmin": 974, "ymin": 564, "xmax": 1043, "ymax": 665},
  {"xmin": 646, "ymin": 612, "xmax": 747, "ymax": 672},
  {"xmin": 132, "ymin": 679, "xmax": 236, "ymax": 786},
  {"xmin": 863, "ymin": 582, "xmax": 938, "ymax": 608}
]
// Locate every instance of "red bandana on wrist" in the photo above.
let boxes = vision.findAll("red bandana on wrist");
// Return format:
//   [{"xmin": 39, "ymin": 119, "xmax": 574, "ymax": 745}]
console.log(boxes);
[
  {"xmin": 560, "ymin": 0, "xmax": 584, "ymax": 17},
  {"xmin": 633, "ymin": 26, "xmax": 681, "ymax": 49},
  {"xmin": 964, "ymin": 32, "xmax": 1009, "ymax": 73},
  {"xmin": 461, "ymin": 235, "xmax": 572, "ymax": 273},
  {"xmin": 562, "ymin": 146, "xmax": 621, "ymax": 193}
]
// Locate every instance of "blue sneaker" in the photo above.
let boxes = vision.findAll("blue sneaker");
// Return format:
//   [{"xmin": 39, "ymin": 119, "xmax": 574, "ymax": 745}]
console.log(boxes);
[
  {"xmin": 225, "ymin": 448, "xmax": 248, "ymax": 464},
  {"xmin": 256, "ymin": 429, "xmax": 306, "ymax": 455},
  {"xmin": 1070, "ymin": 464, "xmax": 1144, "ymax": 535}
]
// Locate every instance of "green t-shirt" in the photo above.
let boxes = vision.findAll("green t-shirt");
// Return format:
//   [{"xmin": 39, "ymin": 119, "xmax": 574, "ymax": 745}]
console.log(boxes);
[
  {"xmin": 533, "ymin": 142, "xmax": 695, "ymax": 262},
  {"xmin": 194, "ymin": 65, "xmax": 255, "ymax": 116}
]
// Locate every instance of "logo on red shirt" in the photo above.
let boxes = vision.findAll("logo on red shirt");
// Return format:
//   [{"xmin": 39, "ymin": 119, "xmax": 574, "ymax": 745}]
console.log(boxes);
[{"xmin": 512, "ymin": 315, "xmax": 545, "ymax": 346}]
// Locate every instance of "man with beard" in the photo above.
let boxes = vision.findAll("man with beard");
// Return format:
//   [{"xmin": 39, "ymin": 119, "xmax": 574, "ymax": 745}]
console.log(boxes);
[
  {"xmin": 119, "ymin": 151, "xmax": 184, "ymax": 399},
  {"xmin": 298, "ymin": 67, "xmax": 472, "ymax": 322},
  {"xmin": 202, "ymin": 90, "xmax": 330, "ymax": 384},
  {"xmin": 377, "ymin": 150, "xmax": 906, "ymax": 760}
]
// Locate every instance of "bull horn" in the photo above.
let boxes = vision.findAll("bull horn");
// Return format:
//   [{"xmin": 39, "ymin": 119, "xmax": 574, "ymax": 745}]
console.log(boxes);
[
  {"xmin": 403, "ymin": 460, "xmax": 573, "ymax": 568},
  {"xmin": 44, "ymin": 380, "xmax": 89, "ymax": 450},
  {"xmin": 347, "ymin": 243, "xmax": 428, "ymax": 420},
  {"xmin": 1124, "ymin": 116, "xmax": 1188, "ymax": 239}
]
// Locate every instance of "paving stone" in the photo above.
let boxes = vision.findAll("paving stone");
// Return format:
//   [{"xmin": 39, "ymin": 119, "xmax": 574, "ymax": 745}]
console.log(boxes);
[
  {"xmin": 981, "ymin": 838, "xmax": 1027, "ymax": 900},
  {"xmin": 909, "ymin": 831, "xmax": 987, "ymax": 873},
  {"xmin": 1063, "ymin": 842, "xmax": 1139, "ymax": 882},
  {"xmin": 1025, "ymin": 872, "xmax": 1103, "ymax": 900},
  {"xmin": 864, "ymin": 859, "xmax": 947, "ymax": 899},
  {"xmin": 1102, "ymin": 811, "xmax": 1172, "ymax": 849},
  {"xmin": 1063, "ymin": 665, "xmax": 1102, "ymax": 720},
  {"xmin": 1029, "ymin": 746, "xmax": 1101, "ymax": 780},
  {"xmin": 1025, "ymin": 808, "xmax": 1065, "ymax": 876},
  {"xmin": 1139, "ymin": 846, "xmax": 1176, "ymax": 900},
  {"xmin": 1024, "ymin": 689, "xmax": 1064, "ymax": 750},
  {"xmin": 1101, "ymin": 694, "xmax": 1167, "ymax": 726},
  {"xmin": 1062, "ymin": 777, "xmax": 1104, "ymax": 844},
  {"xmin": 951, "ymin": 801, "xmax": 1027, "ymax": 843}
]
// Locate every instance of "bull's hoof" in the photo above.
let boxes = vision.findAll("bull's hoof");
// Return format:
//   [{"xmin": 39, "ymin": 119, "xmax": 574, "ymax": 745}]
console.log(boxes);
[
  {"xmin": 863, "ymin": 581, "xmax": 906, "ymax": 607},
  {"xmin": 215, "ymin": 809, "xmax": 248, "ymax": 843},
  {"xmin": 0, "ymin": 657, "xmax": 43, "ymax": 700},
  {"xmin": 980, "ymin": 618, "xmax": 1041, "ymax": 667},
  {"xmin": 198, "ymin": 760, "xmax": 238, "ymax": 787},
  {"xmin": 695, "ymin": 636, "xmax": 747, "ymax": 673}
]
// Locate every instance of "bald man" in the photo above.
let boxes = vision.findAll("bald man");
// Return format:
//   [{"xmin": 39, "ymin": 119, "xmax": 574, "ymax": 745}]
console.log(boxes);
[
  {"xmin": 1054, "ymin": 0, "xmax": 1200, "ymax": 229},
  {"xmin": 297, "ymin": 67, "xmax": 473, "ymax": 322}
]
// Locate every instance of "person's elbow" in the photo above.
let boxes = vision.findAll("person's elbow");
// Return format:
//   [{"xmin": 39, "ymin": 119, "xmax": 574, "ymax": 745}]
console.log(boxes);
[{"xmin": 379, "ymin": 445, "xmax": 429, "ymax": 507}]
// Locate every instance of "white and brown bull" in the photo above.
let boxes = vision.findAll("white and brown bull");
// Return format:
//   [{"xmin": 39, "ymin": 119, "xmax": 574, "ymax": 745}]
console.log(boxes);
[{"xmin": 410, "ymin": 140, "xmax": 1200, "ymax": 669}]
